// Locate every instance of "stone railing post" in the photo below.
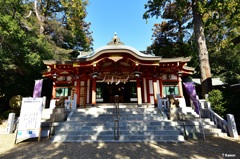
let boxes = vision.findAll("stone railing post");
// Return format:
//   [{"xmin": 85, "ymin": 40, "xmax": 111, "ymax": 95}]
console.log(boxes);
[
  {"xmin": 227, "ymin": 114, "xmax": 239, "ymax": 138},
  {"xmin": 72, "ymin": 94, "xmax": 77, "ymax": 110},
  {"xmin": 42, "ymin": 96, "xmax": 47, "ymax": 109}
]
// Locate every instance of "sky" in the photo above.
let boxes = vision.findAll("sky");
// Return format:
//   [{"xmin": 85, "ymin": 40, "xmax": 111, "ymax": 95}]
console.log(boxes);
[{"xmin": 85, "ymin": 0, "xmax": 162, "ymax": 51}]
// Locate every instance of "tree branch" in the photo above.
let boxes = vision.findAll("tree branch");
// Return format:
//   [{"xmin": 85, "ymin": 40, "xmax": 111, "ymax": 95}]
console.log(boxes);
[
  {"xmin": 34, "ymin": 0, "xmax": 44, "ymax": 34},
  {"xmin": 25, "ymin": 10, "xmax": 32, "ymax": 18}
]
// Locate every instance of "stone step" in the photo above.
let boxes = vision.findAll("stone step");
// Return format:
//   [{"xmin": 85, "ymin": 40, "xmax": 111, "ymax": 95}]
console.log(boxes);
[
  {"xmin": 58, "ymin": 121, "xmax": 178, "ymax": 127},
  {"xmin": 71, "ymin": 112, "xmax": 161, "ymax": 117},
  {"xmin": 71, "ymin": 113, "xmax": 163, "ymax": 118},
  {"xmin": 74, "ymin": 109, "xmax": 160, "ymax": 115},
  {"xmin": 182, "ymin": 127, "xmax": 223, "ymax": 133},
  {"xmin": 188, "ymin": 124, "xmax": 217, "ymax": 129},
  {"xmin": 176, "ymin": 123, "xmax": 226, "ymax": 139},
  {"xmin": 95, "ymin": 103, "xmax": 153, "ymax": 108},
  {"xmin": 49, "ymin": 105, "xmax": 227, "ymax": 142},
  {"xmin": 41, "ymin": 109, "xmax": 53, "ymax": 120},
  {"xmin": 203, "ymin": 128, "xmax": 223, "ymax": 133},
  {"xmin": 69, "ymin": 116, "xmax": 164, "ymax": 121},
  {"xmin": 187, "ymin": 132, "xmax": 228, "ymax": 139},
  {"xmin": 55, "ymin": 130, "xmax": 181, "ymax": 136},
  {"xmin": 51, "ymin": 134, "xmax": 185, "ymax": 143},
  {"xmin": 203, "ymin": 132, "xmax": 228, "ymax": 137},
  {"xmin": 55, "ymin": 125, "xmax": 178, "ymax": 132},
  {"xmin": 184, "ymin": 114, "xmax": 199, "ymax": 117},
  {"xmin": 178, "ymin": 107, "xmax": 227, "ymax": 138},
  {"xmin": 180, "ymin": 119, "xmax": 214, "ymax": 125},
  {"xmin": 179, "ymin": 107, "xmax": 200, "ymax": 117},
  {"xmin": 74, "ymin": 111, "xmax": 159, "ymax": 117},
  {"xmin": 51, "ymin": 107, "xmax": 185, "ymax": 142}
]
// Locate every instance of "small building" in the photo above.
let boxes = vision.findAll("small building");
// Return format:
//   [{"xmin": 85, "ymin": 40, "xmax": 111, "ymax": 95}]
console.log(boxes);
[
  {"xmin": 192, "ymin": 78, "xmax": 226, "ymax": 98},
  {"xmin": 42, "ymin": 34, "xmax": 195, "ymax": 107}
]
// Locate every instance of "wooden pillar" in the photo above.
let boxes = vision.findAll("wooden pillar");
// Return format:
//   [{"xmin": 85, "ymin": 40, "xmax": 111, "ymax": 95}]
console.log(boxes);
[
  {"xmin": 52, "ymin": 82, "xmax": 56, "ymax": 98},
  {"xmin": 136, "ymin": 78, "xmax": 142, "ymax": 107},
  {"xmin": 143, "ymin": 78, "xmax": 147, "ymax": 103},
  {"xmin": 153, "ymin": 79, "xmax": 158, "ymax": 107},
  {"xmin": 159, "ymin": 77, "xmax": 163, "ymax": 97},
  {"xmin": 92, "ymin": 78, "xmax": 96, "ymax": 106},
  {"xmin": 178, "ymin": 76, "xmax": 183, "ymax": 97},
  {"xmin": 75, "ymin": 80, "xmax": 80, "ymax": 105}
]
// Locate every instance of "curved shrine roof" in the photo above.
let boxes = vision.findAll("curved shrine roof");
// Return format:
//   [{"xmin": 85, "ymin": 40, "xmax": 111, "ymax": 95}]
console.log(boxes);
[
  {"xmin": 86, "ymin": 45, "xmax": 156, "ymax": 58},
  {"xmin": 76, "ymin": 33, "xmax": 160, "ymax": 61},
  {"xmin": 43, "ymin": 33, "xmax": 194, "ymax": 76}
]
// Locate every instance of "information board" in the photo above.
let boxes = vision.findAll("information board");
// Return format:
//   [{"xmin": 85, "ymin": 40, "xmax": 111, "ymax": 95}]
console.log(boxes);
[{"xmin": 16, "ymin": 98, "xmax": 43, "ymax": 140}]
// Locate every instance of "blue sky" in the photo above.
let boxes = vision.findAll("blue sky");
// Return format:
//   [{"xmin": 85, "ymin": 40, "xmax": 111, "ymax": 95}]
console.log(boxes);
[{"xmin": 86, "ymin": 0, "xmax": 162, "ymax": 51}]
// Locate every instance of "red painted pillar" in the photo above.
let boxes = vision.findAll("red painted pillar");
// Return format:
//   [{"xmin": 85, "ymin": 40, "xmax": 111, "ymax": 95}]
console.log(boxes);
[
  {"xmin": 75, "ymin": 80, "xmax": 80, "ymax": 105},
  {"xmin": 159, "ymin": 77, "xmax": 163, "ymax": 97}
]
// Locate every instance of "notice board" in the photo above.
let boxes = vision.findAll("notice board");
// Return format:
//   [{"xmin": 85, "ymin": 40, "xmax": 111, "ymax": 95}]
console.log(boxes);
[{"xmin": 16, "ymin": 98, "xmax": 43, "ymax": 141}]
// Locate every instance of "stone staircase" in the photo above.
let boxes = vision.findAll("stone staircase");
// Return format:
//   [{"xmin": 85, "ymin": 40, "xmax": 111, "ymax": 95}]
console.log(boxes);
[
  {"xmin": 177, "ymin": 107, "xmax": 228, "ymax": 139},
  {"xmin": 50, "ymin": 107, "xmax": 185, "ymax": 142}
]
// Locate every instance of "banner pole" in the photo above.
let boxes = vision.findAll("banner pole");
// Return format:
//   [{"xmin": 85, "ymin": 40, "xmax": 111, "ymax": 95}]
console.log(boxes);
[{"xmin": 14, "ymin": 130, "xmax": 18, "ymax": 145}]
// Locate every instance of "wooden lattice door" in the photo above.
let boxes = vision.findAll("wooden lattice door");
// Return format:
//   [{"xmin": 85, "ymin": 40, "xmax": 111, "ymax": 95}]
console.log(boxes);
[{"xmin": 79, "ymin": 81, "xmax": 87, "ymax": 108}]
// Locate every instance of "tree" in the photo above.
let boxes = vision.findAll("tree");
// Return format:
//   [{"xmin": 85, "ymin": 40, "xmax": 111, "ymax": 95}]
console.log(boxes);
[
  {"xmin": 144, "ymin": 0, "xmax": 212, "ymax": 97},
  {"xmin": 210, "ymin": 43, "xmax": 240, "ymax": 84},
  {"xmin": 147, "ymin": 2, "xmax": 195, "ymax": 60},
  {"xmin": 0, "ymin": 0, "xmax": 92, "ymax": 112},
  {"xmin": 203, "ymin": 1, "xmax": 240, "ymax": 84},
  {"xmin": 31, "ymin": 0, "xmax": 93, "ymax": 54}
]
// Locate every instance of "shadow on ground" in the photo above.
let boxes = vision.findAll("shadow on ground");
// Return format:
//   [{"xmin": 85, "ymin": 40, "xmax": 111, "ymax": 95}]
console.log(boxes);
[{"xmin": 0, "ymin": 136, "xmax": 239, "ymax": 159}]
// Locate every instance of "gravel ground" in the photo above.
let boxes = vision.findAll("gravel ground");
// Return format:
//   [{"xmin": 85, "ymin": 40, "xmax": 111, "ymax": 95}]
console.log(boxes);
[{"xmin": 1, "ymin": 121, "xmax": 240, "ymax": 159}]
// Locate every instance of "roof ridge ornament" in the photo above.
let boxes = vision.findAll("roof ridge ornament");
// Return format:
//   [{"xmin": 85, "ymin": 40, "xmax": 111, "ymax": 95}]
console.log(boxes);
[{"xmin": 107, "ymin": 32, "xmax": 124, "ymax": 45}]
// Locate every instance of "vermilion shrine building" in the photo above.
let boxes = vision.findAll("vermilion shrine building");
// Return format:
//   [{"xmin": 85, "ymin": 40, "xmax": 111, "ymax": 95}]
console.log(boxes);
[{"xmin": 42, "ymin": 34, "xmax": 194, "ymax": 107}]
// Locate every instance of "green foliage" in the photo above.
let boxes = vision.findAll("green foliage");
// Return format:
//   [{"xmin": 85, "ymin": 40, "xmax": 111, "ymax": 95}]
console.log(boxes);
[
  {"xmin": 203, "ymin": 0, "xmax": 240, "ymax": 85},
  {"xmin": 207, "ymin": 89, "xmax": 226, "ymax": 117},
  {"xmin": 204, "ymin": 0, "xmax": 240, "ymax": 50},
  {"xmin": 210, "ymin": 44, "xmax": 240, "ymax": 84},
  {"xmin": 144, "ymin": 1, "xmax": 199, "ymax": 73},
  {"xmin": 0, "ymin": 0, "xmax": 93, "ymax": 113},
  {"xmin": 144, "ymin": 0, "xmax": 240, "ymax": 86},
  {"xmin": 9, "ymin": 95, "xmax": 22, "ymax": 109}
]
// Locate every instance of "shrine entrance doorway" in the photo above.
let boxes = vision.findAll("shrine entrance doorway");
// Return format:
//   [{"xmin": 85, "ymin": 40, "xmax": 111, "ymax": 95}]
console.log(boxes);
[{"xmin": 96, "ymin": 81, "xmax": 137, "ymax": 103}]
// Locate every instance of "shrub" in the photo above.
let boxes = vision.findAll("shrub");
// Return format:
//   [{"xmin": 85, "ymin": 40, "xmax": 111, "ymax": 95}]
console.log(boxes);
[
  {"xmin": 207, "ymin": 89, "xmax": 226, "ymax": 117},
  {"xmin": 9, "ymin": 95, "xmax": 22, "ymax": 117}
]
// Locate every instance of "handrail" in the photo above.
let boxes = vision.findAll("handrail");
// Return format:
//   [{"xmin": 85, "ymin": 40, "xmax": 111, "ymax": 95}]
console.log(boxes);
[
  {"xmin": 189, "ymin": 99, "xmax": 238, "ymax": 138},
  {"xmin": 113, "ymin": 95, "xmax": 120, "ymax": 140},
  {"xmin": 113, "ymin": 95, "xmax": 120, "ymax": 119},
  {"xmin": 64, "ymin": 94, "xmax": 77, "ymax": 109},
  {"xmin": 197, "ymin": 100, "xmax": 206, "ymax": 140},
  {"xmin": 157, "ymin": 94, "xmax": 169, "ymax": 109},
  {"xmin": 199, "ymin": 101, "xmax": 229, "ymax": 134},
  {"xmin": 198, "ymin": 100, "xmax": 238, "ymax": 138}
]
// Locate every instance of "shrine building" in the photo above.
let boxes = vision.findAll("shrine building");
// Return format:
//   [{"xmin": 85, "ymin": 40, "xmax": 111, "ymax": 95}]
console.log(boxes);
[{"xmin": 42, "ymin": 34, "xmax": 195, "ymax": 108}]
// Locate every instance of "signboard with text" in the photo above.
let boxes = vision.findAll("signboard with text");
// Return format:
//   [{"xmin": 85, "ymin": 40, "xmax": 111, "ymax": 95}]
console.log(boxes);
[{"xmin": 16, "ymin": 98, "xmax": 43, "ymax": 140}]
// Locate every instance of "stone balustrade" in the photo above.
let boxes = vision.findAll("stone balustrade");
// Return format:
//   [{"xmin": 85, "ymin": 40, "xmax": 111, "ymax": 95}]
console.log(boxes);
[{"xmin": 197, "ymin": 99, "xmax": 238, "ymax": 138}]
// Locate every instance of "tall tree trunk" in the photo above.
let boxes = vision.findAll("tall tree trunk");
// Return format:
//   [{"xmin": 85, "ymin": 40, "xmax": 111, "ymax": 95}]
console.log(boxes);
[{"xmin": 192, "ymin": 0, "xmax": 212, "ymax": 98}]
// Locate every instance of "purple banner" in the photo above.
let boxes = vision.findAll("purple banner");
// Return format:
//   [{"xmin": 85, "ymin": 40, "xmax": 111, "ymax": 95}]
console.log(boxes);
[
  {"xmin": 33, "ymin": 79, "xmax": 43, "ymax": 98},
  {"xmin": 183, "ymin": 82, "xmax": 200, "ymax": 114}
]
